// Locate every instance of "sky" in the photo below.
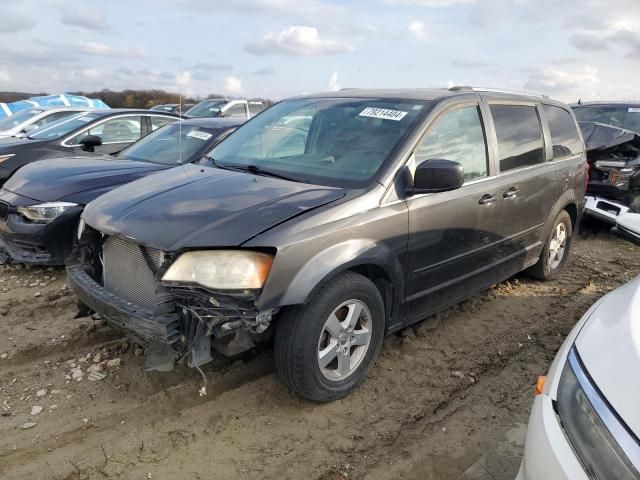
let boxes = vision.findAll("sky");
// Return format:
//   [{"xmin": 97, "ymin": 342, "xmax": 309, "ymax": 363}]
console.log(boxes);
[{"xmin": 0, "ymin": 0, "xmax": 639, "ymax": 102}]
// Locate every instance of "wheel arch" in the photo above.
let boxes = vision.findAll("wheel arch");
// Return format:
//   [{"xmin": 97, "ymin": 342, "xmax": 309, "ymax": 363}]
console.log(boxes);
[{"xmin": 271, "ymin": 239, "xmax": 404, "ymax": 327}]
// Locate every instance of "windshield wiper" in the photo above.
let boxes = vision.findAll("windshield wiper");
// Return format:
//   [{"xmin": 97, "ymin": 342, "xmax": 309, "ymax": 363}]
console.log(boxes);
[{"xmin": 242, "ymin": 164, "xmax": 306, "ymax": 183}]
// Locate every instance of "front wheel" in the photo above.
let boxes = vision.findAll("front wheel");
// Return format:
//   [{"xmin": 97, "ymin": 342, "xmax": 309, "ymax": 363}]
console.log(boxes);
[
  {"xmin": 274, "ymin": 271, "xmax": 385, "ymax": 402},
  {"xmin": 527, "ymin": 210, "xmax": 573, "ymax": 280}
]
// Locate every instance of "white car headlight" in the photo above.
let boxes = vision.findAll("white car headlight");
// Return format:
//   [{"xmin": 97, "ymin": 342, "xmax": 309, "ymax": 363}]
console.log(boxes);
[
  {"xmin": 0, "ymin": 154, "xmax": 15, "ymax": 163},
  {"xmin": 17, "ymin": 202, "xmax": 78, "ymax": 224},
  {"xmin": 162, "ymin": 250, "xmax": 274, "ymax": 290}
]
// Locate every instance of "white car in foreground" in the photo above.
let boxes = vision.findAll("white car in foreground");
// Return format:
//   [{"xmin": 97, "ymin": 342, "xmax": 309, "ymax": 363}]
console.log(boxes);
[
  {"xmin": 0, "ymin": 106, "xmax": 88, "ymax": 138},
  {"xmin": 517, "ymin": 275, "xmax": 640, "ymax": 479}
]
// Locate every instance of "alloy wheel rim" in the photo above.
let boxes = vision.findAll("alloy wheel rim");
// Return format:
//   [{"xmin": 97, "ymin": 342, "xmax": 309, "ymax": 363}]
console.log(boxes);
[
  {"xmin": 549, "ymin": 223, "xmax": 567, "ymax": 270},
  {"xmin": 317, "ymin": 299, "xmax": 372, "ymax": 381}
]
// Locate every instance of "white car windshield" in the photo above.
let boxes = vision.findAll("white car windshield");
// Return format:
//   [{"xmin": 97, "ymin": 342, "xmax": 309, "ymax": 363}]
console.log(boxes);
[
  {"xmin": 0, "ymin": 109, "xmax": 44, "ymax": 130},
  {"xmin": 28, "ymin": 112, "xmax": 103, "ymax": 140}
]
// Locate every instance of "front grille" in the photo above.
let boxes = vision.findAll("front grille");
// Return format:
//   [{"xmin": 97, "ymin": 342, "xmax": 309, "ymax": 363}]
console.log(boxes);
[
  {"xmin": 102, "ymin": 236, "xmax": 170, "ymax": 311},
  {"xmin": 0, "ymin": 202, "xmax": 9, "ymax": 220}
]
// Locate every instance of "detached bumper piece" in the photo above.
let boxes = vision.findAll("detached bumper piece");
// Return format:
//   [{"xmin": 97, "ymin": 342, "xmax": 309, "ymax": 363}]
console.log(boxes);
[
  {"xmin": 584, "ymin": 195, "xmax": 631, "ymax": 225},
  {"xmin": 67, "ymin": 265, "xmax": 181, "ymax": 345},
  {"xmin": 0, "ymin": 233, "xmax": 60, "ymax": 265}
]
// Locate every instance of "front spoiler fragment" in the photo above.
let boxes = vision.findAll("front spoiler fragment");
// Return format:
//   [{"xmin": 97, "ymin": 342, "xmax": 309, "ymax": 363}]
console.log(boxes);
[
  {"xmin": 584, "ymin": 195, "xmax": 631, "ymax": 225},
  {"xmin": 67, "ymin": 266, "xmax": 181, "ymax": 345}
]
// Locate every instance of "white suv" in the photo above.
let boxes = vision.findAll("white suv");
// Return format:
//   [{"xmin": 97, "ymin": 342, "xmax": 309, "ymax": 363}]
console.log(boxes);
[{"xmin": 184, "ymin": 99, "xmax": 265, "ymax": 119}]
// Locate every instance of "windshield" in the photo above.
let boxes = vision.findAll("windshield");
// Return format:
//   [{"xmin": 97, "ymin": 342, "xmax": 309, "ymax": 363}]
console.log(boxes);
[
  {"xmin": 573, "ymin": 105, "xmax": 640, "ymax": 133},
  {"xmin": 28, "ymin": 112, "xmax": 102, "ymax": 140},
  {"xmin": 207, "ymin": 97, "xmax": 429, "ymax": 187},
  {"xmin": 0, "ymin": 109, "xmax": 44, "ymax": 131},
  {"xmin": 185, "ymin": 100, "xmax": 227, "ymax": 118},
  {"xmin": 118, "ymin": 122, "xmax": 222, "ymax": 165}
]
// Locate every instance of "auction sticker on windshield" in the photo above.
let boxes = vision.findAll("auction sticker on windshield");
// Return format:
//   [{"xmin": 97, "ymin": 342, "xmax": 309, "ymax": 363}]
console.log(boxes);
[
  {"xmin": 359, "ymin": 107, "xmax": 408, "ymax": 121},
  {"xmin": 187, "ymin": 130, "xmax": 213, "ymax": 141},
  {"xmin": 628, "ymin": 108, "xmax": 640, "ymax": 113}
]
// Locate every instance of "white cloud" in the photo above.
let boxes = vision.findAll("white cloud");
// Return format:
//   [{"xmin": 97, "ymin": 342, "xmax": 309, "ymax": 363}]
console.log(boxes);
[
  {"xmin": 524, "ymin": 65, "xmax": 600, "ymax": 98},
  {"xmin": 75, "ymin": 42, "xmax": 149, "ymax": 59},
  {"xmin": 570, "ymin": 17, "xmax": 640, "ymax": 59},
  {"xmin": 386, "ymin": 0, "xmax": 475, "ymax": 6},
  {"xmin": 408, "ymin": 20, "xmax": 426, "ymax": 42},
  {"xmin": 328, "ymin": 71, "xmax": 340, "ymax": 91},
  {"xmin": 0, "ymin": 70, "xmax": 10, "ymax": 82},
  {"xmin": 61, "ymin": 3, "xmax": 110, "ymax": 32},
  {"xmin": 225, "ymin": 76, "xmax": 243, "ymax": 94},
  {"xmin": 245, "ymin": 26, "xmax": 352, "ymax": 55}
]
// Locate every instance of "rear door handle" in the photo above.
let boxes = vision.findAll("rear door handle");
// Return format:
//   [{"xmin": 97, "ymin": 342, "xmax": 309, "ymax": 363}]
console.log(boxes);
[
  {"xmin": 479, "ymin": 194, "xmax": 497, "ymax": 205},
  {"xmin": 503, "ymin": 187, "xmax": 519, "ymax": 199}
]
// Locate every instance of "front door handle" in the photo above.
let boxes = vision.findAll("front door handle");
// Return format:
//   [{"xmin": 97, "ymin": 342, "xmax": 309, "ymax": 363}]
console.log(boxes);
[
  {"xmin": 503, "ymin": 187, "xmax": 519, "ymax": 199},
  {"xmin": 479, "ymin": 194, "xmax": 497, "ymax": 205}
]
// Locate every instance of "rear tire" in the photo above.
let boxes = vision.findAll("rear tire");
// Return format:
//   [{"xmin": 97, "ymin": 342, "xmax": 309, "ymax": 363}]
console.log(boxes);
[
  {"xmin": 274, "ymin": 271, "xmax": 385, "ymax": 402},
  {"xmin": 527, "ymin": 210, "xmax": 573, "ymax": 280}
]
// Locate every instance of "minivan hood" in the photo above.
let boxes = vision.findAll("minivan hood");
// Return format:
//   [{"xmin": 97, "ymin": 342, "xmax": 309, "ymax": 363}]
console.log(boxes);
[
  {"xmin": 83, "ymin": 163, "xmax": 346, "ymax": 250},
  {"xmin": 3, "ymin": 157, "xmax": 166, "ymax": 203},
  {"xmin": 576, "ymin": 275, "xmax": 640, "ymax": 434}
]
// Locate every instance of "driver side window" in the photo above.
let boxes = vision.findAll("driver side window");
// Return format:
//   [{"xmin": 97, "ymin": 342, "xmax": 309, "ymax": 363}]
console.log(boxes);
[
  {"xmin": 70, "ymin": 116, "xmax": 143, "ymax": 145},
  {"xmin": 415, "ymin": 106, "xmax": 488, "ymax": 182}
]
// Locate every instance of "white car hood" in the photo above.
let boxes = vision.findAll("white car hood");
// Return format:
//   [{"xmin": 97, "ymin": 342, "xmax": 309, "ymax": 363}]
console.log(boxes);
[
  {"xmin": 576, "ymin": 274, "xmax": 640, "ymax": 434},
  {"xmin": 618, "ymin": 212, "xmax": 640, "ymax": 235}
]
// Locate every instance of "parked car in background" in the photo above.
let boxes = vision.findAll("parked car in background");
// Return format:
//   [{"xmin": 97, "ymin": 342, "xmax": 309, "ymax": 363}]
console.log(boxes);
[
  {"xmin": 0, "ymin": 118, "xmax": 241, "ymax": 265},
  {"xmin": 517, "ymin": 275, "xmax": 640, "ymax": 480},
  {"xmin": 184, "ymin": 99, "xmax": 265, "ymax": 119},
  {"xmin": 0, "ymin": 106, "xmax": 90, "ymax": 138},
  {"xmin": 616, "ymin": 212, "xmax": 640, "ymax": 245},
  {"xmin": 579, "ymin": 121, "xmax": 640, "ymax": 224},
  {"xmin": 0, "ymin": 109, "xmax": 179, "ymax": 183},
  {"xmin": 68, "ymin": 87, "xmax": 586, "ymax": 401},
  {"xmin": 150, "ymin": 103, "xmax": 195, "ymax": 115},
  {"xmin": 573, "ymin": 101, "xmax": 640, "ymax": 133}
]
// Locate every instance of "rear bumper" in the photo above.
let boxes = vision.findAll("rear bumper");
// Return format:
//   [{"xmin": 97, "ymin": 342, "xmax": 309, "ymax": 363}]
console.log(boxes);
[
  {"xmin": 584, "ymin": 195, "xmax": 630, "ymax": 225},
  {"xmin": 67, "ymin": 265, "xmax": 181, "ymax": 344},
  {"xmin": 517, "ymin": 395, "xmax": 588, "ymax": 480}
]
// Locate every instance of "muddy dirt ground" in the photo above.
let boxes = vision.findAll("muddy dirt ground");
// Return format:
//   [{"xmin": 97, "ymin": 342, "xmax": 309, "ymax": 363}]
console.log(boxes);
[{"xmin": 0, "ymin": 228, "xmax": 638, "ymax": 480}]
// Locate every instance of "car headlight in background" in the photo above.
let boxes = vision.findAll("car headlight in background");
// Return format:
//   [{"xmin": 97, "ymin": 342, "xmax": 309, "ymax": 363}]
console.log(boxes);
[
  {"xmin": 162, "ymin": 250, "xmax": 274, "ymax": 290},
  {"xmin": 17, "ymin": 202, "xmax": 78, "ymax": 224},
  {"xmin": 556, "ymin": 348, "xmax": 640, "ymax": 479},
  {"xmin": 0, "ymin": 154, "xmax": 15, "ymax": 163}
]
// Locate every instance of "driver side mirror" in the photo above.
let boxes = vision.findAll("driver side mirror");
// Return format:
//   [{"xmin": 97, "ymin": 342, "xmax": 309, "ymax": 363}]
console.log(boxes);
[
  {"xmin": 408, "ymin": 158, "xmax": 464, "ymax": 194},
  {"xmin": 80, "ymin": 135, "xmax": 103, "ymax": 151}
]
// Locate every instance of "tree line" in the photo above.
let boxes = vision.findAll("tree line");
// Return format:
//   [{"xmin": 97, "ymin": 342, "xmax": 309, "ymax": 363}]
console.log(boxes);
[{"xmin": 0, "ymin": 90, "xmax": 272, "ymax": 108}]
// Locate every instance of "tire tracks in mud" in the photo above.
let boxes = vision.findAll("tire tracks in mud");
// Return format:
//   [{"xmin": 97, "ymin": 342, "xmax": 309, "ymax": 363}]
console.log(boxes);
[{"xmin": 1, "ymin": 236, "xmax": 638, "ymax": 480}]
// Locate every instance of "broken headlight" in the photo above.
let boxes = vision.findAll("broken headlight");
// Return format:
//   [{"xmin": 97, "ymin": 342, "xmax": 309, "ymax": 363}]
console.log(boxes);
[
  {"xmin": 17, "ymin": 202, "xmax": 78, "ymax": 224},
  {"xmin": 556, "ymin": 348, "xmax": 640, "ymax": 479},
  {"xmin": 595, "ymin": 160, "xmax": 639, "ymax": 190},
  {"xmin": 162, "ymin": 250, "xmax": 274, "ymax": 290}
]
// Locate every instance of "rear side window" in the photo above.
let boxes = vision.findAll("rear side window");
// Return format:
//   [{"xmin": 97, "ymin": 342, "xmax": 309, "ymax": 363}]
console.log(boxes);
[
  {"xmin": 543, "ymin": 105, "xmax": 583, "ymax": 159},
  {"xmin": 415, "ymin": 106, "xmax": 488, "ymax": 182},
  {"xmin": 249, "ymin": 103, "xmax": 263, "ymax": 115},
  {"xmin": 226, "ymin": 104, "xmax": 247, "ymax": 118},
  {"xmin": 150, "ymin": 115, "xmax": 176, "ymax": 131},
  {"xmin": 491, "ymin": 105, "xmax": 544, "ymax": 172}
]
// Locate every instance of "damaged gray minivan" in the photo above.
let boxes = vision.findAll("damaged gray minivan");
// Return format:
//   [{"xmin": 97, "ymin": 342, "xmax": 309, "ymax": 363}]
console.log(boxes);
[{"xmin": 68, "ymin": 88, "xmax": 587, "ymax": 401}]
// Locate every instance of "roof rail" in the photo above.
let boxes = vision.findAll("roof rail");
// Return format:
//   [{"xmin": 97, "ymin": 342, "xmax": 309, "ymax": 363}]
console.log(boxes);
[
  {"xmin": 472, "ymin": 87, "xmax": 549, "ymax": 99},
  {"xmin": 448, "ymin": 85, "xmax": 474, "ymax": 92}
]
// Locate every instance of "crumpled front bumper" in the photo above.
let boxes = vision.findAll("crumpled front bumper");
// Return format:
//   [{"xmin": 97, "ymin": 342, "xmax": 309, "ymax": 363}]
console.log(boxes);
[{"xmin": 67, "ymin": 265, "xmax": 181, "ymax": 345}]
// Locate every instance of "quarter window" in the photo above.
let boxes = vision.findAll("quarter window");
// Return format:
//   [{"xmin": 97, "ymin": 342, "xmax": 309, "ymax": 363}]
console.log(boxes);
[
  {"xmin": 491, "ymin": 105, "xmax": 544, "ymax": 172},
  {"xmin": 249, "ymin": 103, "xmax": 264, "ymax": 116},
  {"xmin": 543, "ymin": 105, "xmax": 583, "ymax": 159},
  {"xmin": 415, "ymin": 106, "xmax": 488, "ymax": 182}
]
